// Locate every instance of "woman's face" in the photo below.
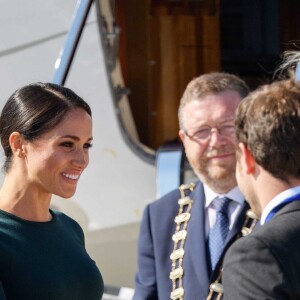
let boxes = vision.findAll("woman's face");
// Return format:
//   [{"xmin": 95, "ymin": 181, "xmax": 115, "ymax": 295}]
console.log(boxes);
[{"xmin": 23, "ymin": 108, "xmax": 93, "ymax": 199}]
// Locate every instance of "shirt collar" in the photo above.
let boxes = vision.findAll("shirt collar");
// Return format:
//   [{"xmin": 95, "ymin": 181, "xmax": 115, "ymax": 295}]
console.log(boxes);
[
  {"xmin": 204, "ymin": 184, "xmax": 244, "ymax": 208},
  {"xmin": 260, "ymin": 185, "xmax": 300, "ymax": 225}
]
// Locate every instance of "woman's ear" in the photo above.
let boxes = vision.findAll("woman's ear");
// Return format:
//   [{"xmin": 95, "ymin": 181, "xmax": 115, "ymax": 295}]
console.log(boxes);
[
  {"xmin": 9, "ymin": 132, "xmax": 26, "ymax": 158},
  {"xmin": 238, "ymin": 142, "xmax": 256, "ymax": 174}
]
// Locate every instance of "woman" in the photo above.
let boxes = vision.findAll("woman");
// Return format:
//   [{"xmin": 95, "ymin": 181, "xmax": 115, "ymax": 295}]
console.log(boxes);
[{"xmin": 0, "ymin": 82, "xmax": 104, "ymax": 299}]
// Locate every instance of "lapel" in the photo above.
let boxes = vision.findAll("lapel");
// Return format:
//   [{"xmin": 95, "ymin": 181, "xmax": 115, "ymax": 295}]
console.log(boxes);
[
  {"xmin": 226, "ymin": 201, "xmax": 250, "ymax": 243},
  {"xmin": 184, "ymin": 182, "xmax": 210, "ymax": 290}
]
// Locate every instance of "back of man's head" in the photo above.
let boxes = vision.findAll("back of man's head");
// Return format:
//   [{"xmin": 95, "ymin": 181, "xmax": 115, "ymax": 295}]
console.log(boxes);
[{"xmin": 236, "ymin": 78, "xmax": 300, "ymax": 181}]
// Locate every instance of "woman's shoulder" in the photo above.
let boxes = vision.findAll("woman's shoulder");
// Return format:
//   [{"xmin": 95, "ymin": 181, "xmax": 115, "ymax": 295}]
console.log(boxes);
[
  {"xmin": 52, "ymin": 210, "xmax": 83, "ymax": 231},
  {"xmin": 52, "ymin": 210, "xmax": 85, "ymax": 242}
]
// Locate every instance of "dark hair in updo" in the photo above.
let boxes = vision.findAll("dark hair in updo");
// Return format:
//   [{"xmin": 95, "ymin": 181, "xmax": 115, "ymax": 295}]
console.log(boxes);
[{"xmin": 0, "ymin": 82, "xmax": 91, "ymax": 172}]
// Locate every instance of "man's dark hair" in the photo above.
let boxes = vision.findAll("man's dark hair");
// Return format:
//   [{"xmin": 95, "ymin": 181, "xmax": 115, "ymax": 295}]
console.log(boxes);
[{"xmin": 235, "ymin": 77, "xmax": 300, "ymax": 181}]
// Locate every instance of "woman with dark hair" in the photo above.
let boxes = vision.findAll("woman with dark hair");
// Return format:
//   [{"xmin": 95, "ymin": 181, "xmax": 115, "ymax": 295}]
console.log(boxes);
[{"xmin": 0, "ymin": 82, "xmax": 103, "ymax": 299}]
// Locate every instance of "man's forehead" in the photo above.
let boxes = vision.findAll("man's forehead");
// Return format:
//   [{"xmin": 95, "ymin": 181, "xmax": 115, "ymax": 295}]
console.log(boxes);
[
  {"xmin": 184, "ymin": 95, "xmax": 239, "ymax": 112},
  {"xmin": 182, "ymin": 97, "xmax": 237, "ymax": 127},
  {"xmin": 196, "ymin": 89, "xmax": 242, "ymax": 100}
]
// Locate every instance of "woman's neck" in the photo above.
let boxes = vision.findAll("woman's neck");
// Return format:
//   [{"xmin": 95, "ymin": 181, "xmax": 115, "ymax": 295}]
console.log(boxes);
[{"xmin": 0, "ymin": 175, "xmax": 52, "ymax": 222}]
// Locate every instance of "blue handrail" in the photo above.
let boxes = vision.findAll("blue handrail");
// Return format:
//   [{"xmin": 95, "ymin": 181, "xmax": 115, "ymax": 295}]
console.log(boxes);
[{"xmin": 53, "ymin": 0, "xmax": 93, "ymax": 85}]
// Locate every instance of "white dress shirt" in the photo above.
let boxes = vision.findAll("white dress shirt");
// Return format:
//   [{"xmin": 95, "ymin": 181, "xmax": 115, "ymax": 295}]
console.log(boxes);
[{"xmin": 204, "ymin": 185, "xmax": 245, "ymax": 238}]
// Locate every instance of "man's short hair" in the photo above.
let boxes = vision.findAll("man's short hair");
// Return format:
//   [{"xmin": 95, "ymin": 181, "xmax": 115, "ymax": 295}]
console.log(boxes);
[
  {"xmin": 235, "ymin": 77, "xmax": 300, "ymax": 181},
  {"xmin": 178, "ymin": 72, "xmax": 249, "ymax": 129}
]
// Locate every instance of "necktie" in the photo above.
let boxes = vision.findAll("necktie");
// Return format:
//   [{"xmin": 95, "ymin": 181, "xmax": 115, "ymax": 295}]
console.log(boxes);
[{"xmin": 208, "ymin": 197, "xmax": 230, "ymax": 270}]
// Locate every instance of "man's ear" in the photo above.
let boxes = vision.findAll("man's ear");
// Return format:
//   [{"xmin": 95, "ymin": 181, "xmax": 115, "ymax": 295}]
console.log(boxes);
[
  {"xmin": 179, "ymin": 129, "xmax": 185, "ymax": 144},
  {"xmin": 238, "ymin": 142, "xmax": 256, "ymax": 174},
  {"xmin": 9, "ymin": 132, "xmax": 26, "ymax": 158}
]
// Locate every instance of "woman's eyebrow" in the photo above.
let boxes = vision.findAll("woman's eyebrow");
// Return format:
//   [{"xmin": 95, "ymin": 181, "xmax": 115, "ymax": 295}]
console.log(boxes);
[{"xmin": 61, "ymin": 135, "xmax": 93, "ymax": 142}]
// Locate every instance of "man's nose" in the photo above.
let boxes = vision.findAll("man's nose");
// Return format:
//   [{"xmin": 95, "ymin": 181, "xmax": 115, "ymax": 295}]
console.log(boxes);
[{"xmin": 209, "ymin": 129, "xmax": 224, "ymax": 146}]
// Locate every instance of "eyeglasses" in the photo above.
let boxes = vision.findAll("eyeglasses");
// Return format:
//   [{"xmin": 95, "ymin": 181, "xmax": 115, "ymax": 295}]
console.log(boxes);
[{"xmin": 184, "ymin": 125, "xmax": 235, "ymax": 142}]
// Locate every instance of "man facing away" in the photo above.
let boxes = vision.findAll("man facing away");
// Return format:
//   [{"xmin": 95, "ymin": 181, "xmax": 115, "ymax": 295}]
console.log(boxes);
[
  {"xmin": 223, "ymin": 73, "xmax": 300, "ymax": 299},
  {"xmin": 133, "ymin": 72, "xmax": 255, "ymax": 300}
]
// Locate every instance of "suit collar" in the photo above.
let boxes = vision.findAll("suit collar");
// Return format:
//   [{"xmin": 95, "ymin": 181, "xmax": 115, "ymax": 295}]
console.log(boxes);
[
  {"xmin": 261, "ymin": 186, "xmax": 300, "ymax": 224},
  {"xmin": 273, "ymin": 199, "xmax": 300, "ymax": 218},
  {"xmin": 261, "ymin": 188, "xmax": 300, "ymax": 224}
]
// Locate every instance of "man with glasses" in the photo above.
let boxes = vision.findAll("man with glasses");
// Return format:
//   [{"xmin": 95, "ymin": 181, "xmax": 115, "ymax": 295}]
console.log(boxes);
[{"xmin": 133, "ymin": 72, "xmax": 252, "ymax": 300}]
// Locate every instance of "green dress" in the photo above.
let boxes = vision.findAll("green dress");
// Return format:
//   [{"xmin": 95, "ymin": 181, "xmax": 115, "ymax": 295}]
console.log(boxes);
[{"xmin": 0, "ymin": 209, "xmax": 103, "ymax": 300}]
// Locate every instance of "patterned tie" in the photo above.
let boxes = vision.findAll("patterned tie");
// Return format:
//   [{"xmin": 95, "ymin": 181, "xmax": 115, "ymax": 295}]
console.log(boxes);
[{"xmin": 208, "ymin": 197, "xmax": 230, "ymax": 270}]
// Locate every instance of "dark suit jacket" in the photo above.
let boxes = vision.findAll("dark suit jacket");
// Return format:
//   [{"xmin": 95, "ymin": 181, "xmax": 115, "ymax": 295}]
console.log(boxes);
[
  {"xmin": 133, "ymin": 181, "xmax": 249, "ymax": 300},
  {"xmin": 223, "ymin": 200, "xmax": 300, "ymax": 300}
]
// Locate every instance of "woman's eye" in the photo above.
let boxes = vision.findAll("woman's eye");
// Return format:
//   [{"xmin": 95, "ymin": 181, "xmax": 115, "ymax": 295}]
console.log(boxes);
[
  {"xmin": 84, "ymin": 143, "xmax": 93, "ymax": 149},
  {"xmin": 61, "ymin": 142, "xmax": 74, "ymax": 148}
]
